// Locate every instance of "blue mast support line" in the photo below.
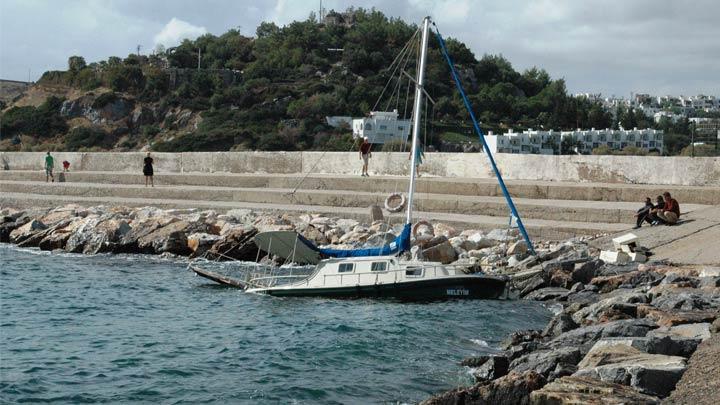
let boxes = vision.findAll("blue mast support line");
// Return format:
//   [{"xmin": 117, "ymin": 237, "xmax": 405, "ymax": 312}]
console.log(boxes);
[{"xmin": 434, "ymin": 27, "xmax": 537, "ymax": 255}]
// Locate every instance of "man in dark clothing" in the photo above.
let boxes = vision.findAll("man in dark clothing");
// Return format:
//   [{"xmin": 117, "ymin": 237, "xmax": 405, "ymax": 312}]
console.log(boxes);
[
  {"xmin": 647, "ymin": 195, "xmax": 664, "ymax": 224},
  {"xmin": 633, "ymin": 197, "xmax": 654, "ymax": 229},
  {"xmin": 359, "ymin": 137, "xmax": 372, "ymax": 177},
  {"xmin": 655, "ymin": 191, "xmax": 680, "ymax": 225}
]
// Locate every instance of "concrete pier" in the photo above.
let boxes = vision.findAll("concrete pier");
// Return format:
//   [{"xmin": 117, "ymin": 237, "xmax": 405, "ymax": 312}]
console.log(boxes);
[{"xmin": 2, "ymin": 151, "xmax": 718, "ymax": 240}]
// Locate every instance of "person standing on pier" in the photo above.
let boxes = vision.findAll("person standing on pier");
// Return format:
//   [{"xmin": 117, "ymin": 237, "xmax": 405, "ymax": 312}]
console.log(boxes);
[
  {"xmin": 143, "ymin": 152, "xmax": 154, "ymax": 187},
  {"xmin": 410, "ymin": 144, "xmax": 425, "ymax": 177},
  {"xmin": 44, "ymin": 151, "xmax": 54, "ymax": 182},
  {"xmin": 359, "ymin": 137, "xmax": 372, "ymax": 177}
]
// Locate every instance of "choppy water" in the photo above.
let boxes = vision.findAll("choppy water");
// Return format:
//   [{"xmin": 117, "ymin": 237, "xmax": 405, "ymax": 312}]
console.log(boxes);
[{"xmin": 0, "ymin": 245, "xmax": 551, "ymax": 404}]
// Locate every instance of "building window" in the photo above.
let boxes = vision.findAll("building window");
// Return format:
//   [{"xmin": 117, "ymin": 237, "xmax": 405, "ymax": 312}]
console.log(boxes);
[
  {"xmin": 364, "ymin": 123, "xmax": 372, "ymax": 131},
  {"xmin": 338, "ymin": 263, "xmax": 354, "ymax": 273},
  {"xmin": 593, "ymin": 143, "xmax": 599, "ymax": 149},
  {"xmin": 650, "ymin": 141, "xmax": 656, "ymax": 147},
  {"xmin": 398, "ymin": 126, "xmax": 404, "ymax": 131},
  {"xmin": 379, "ymin": 125, "xmax": 387, "ymax": 130},
  {"xmin": 627, "ymin": 134, "xmax": 635, "ymax": 141},
  {"xmin": 371, "ymin": 262, "xmax": 387, "ymax": 272}
]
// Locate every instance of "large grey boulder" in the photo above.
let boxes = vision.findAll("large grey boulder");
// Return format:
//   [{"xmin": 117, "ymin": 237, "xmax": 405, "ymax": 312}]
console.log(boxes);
[
  {"xmin": 665, "ymin": 322, "xmax": 712, "ymax": 341},
  {"xmin": 510, "ymin": 347, "xmax": 583, "ymax": 379},
  {"xmin": 651, "ymin": 292, "xmax": 715, "ymax": 311},
  {"xmin": 9, "ymin": 219, "xmax": 47, "ymax": 244},
  {"xmin": 530, "ymin": 375, "xmax": 660, "ymax": 404},
  {"xmin": 115, "ymin": 216, "xmax": 178, "ymax": 253},
  {"xmin": 523, "ymin": 287, "xmax": 570, "ymax": 301},
  {"xmin": 64, "ymin": 216, "xmax": 103, "ymax": 253},
  {"xmin": 205, "ymin": 227, "xmax": 259, "ymax": 261},
  {"xmin": 593, "ymin": 335, "xmax": 701, "ymax": 358},
  {"xmin": 573, "ymin": 343, "xmax": 687, "ymax": 398},
  {"xmin": 187, "ymin": 232, "xmax": 223, "ymax": 258},
  {"xmin": 82, "ymin": 218, "xmax": 131, "ymax": 254},
  {"xmin": 422, "ymin": 239, "xmax": 457, "ymax": 264},
  {"xmin": 542, "ymin": 313, "xmax": 578, "ymax": 338},
  {"xmin": 572, "ymin": 259, "xmax": 603, "ymax": 284},
  {"xmin": 137, "ymin": 220, "xmax": 192, "ymax": 255},
  {"xmin": 461, "ymin": 355, "xmax": 510, "ymax": 382},
  {"xmin": 546, "ymin": 318, "xmax": 658, "ymax": 355},
  {"xmin": 420, "ymin": 371, "xmax": 546, "ymax": 405},
  {"xmin": 570, "ymin": 291, "xmax": 648, "ymax": 325}
]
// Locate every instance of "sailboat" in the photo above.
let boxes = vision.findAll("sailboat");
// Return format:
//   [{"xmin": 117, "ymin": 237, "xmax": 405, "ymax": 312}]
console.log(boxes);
[{"xmin": 190, "ymin": 16, "xmax": 535, "ymax": 300}]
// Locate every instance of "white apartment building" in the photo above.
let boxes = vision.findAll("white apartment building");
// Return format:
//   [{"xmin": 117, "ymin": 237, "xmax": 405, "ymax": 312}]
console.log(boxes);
[
  {"xmin": 485, "ymin": 128, "xmax": 664, "ymax": 155},
  {"xmin": 351, "ymin": 110, "xmax": 411, "ymax": 144},
  {"xmin": 485, "ymin": 129, "xmax": 558, "ymax": 155},
  {"xmin": 654, "ymin": 111, "xmax": 685, "ymax": 123}
]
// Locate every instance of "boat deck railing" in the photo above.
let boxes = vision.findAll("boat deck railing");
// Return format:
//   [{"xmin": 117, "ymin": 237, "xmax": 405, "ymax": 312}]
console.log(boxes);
[{"xmin": 249, "ymin": 263, "xmax": 483, "ymax": 290}]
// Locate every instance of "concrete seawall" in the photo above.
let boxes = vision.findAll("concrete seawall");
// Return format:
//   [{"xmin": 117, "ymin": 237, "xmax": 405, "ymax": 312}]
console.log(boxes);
[{"xmin": 2, "ymin": 151, "xmax": 719, "ymax": 186}]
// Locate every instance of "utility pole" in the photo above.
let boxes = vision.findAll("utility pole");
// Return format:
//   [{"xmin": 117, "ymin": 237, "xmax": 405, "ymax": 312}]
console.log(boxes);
[
  {"xmin": 136, "ymin": 44, "xmax": 142, "ymax": 55},
  {"xmin": 197, "ymin": 48, "xmax": 201, "ymax": 70}
]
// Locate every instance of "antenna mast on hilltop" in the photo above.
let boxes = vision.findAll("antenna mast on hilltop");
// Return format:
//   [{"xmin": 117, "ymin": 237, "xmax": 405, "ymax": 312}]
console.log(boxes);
[{"xmin": 319, "ymin": 0, "xmax": 325, "ymax": 21}]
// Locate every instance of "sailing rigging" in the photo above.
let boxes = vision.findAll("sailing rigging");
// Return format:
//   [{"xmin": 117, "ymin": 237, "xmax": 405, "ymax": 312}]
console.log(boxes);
[{"xmin": 190, "ymin": 16, "xmax": 535, "ymax": 299}]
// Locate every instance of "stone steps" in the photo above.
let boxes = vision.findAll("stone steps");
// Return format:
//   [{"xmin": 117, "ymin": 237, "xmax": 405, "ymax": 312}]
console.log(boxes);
[
  {"xmin": 1, "ymin": 180, "xmax": 709, "ymax": 225},
  {"xmin": 0, "ymin": 191, "xmax": 628, "ymax": 240},
  {"xmin": 3, "ymin": 171, "xmax": 710, "ymax": 240},
  {"xmin": 1, "ymin": 170, "xmax": 718, "ymax": 204}
]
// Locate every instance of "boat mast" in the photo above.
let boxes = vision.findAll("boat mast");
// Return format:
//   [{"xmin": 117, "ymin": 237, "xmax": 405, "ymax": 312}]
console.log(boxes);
[{"xmin": 406, "ymin": 16, "xmax": 431, "ymax": 225}]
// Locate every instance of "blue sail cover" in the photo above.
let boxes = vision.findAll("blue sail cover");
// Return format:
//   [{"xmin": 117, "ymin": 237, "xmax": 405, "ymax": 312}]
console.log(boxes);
[{"xmin": 317, "ymin": 223, "xmax": 411, "ymax": 258}]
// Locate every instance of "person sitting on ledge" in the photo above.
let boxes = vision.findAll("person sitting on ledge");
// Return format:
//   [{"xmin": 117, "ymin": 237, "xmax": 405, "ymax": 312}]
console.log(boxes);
[
  {"xmin": 648, "ymin": 195, "xmax": 665, "ymax": 224},
  {"xmin": 633, "ymin": 197, "xmax": 654, "ymax": 229},
  {"xmin": 653, "ymin": 191, "xmax": 680, "ymax": 225}
]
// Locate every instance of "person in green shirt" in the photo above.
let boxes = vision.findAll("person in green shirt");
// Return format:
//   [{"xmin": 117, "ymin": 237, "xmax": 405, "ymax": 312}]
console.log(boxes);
[{"xmin": 45, "ymin": 151, "xmax": 54, "ymax": 182}]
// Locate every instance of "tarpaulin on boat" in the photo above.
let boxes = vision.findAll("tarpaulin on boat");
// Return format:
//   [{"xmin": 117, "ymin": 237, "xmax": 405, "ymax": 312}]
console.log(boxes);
[
  {"xmin": 254, "ymin": 224, "xmax": 412, "ymax": 264},
  {"xmin": 317, "ymin": 223, "xmax": 411, "ymax": 258}
]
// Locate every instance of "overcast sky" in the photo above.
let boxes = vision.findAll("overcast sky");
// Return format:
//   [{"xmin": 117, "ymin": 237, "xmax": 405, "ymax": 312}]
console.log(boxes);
[{"xmin": 1, "ymin": 0, "xmax": 718, "ymax": 97}]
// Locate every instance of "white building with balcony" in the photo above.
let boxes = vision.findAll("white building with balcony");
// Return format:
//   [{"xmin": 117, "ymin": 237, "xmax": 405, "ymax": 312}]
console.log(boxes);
[
  {"xmin": 485, "ymin": 128, "xmax": 664, "ymax": 155},
  {"xmin": 351, "ymin": 110, "xmax": 411, "ymax": 144}
]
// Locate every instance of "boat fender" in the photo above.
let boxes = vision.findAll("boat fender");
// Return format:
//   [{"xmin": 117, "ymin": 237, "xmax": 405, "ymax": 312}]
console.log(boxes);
[
  {"xmin": 384, "ymin": 192, "xmax": 406, "ymax": 212},
  {"xmin": 412, "ymin": 220, "xmax": 434, "ymax": 238}
]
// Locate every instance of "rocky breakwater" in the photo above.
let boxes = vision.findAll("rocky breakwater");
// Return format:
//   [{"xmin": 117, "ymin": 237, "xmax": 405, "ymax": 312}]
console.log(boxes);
[
  {"xmin": 1, "ymin": 204, "xmax": 540, "ymax": 268},
  {"xmin": 422, "ymin": 239, "xmax": 720, "ymax": 405}
]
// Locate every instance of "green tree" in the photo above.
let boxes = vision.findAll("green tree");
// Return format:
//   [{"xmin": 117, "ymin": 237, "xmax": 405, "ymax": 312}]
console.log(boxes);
[{"xmin": 68, "ymin": 56, "xmax": 87, "ymax": 72}]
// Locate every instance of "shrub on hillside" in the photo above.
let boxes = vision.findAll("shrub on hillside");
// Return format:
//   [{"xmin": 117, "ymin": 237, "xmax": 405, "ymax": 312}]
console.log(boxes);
[
  {"xmin": 92, "ymin": 92, "xmax": 119, "ymax": 109},
  {"xmin": 65, "ymin": 126, "xmax": 113, "ymax": 151},
  {"xmin": 0, "ymin": 96, "xmax": 67, "ymax": 138},
  {"xmin": 152, "ymin": 128, "xmax": 244, "ymax": 152}
]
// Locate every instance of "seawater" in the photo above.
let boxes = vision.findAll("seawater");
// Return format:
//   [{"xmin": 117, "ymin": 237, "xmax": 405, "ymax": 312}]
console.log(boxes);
[{"xmin": 0, "ymin": 245, "xmax": 551, "ymax": 404}]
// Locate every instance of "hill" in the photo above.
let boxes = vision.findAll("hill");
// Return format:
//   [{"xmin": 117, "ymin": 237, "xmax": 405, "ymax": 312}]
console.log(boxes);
[{"xmin": 1, "ymin": 8, "xmax": 652, "ymax": 153}]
